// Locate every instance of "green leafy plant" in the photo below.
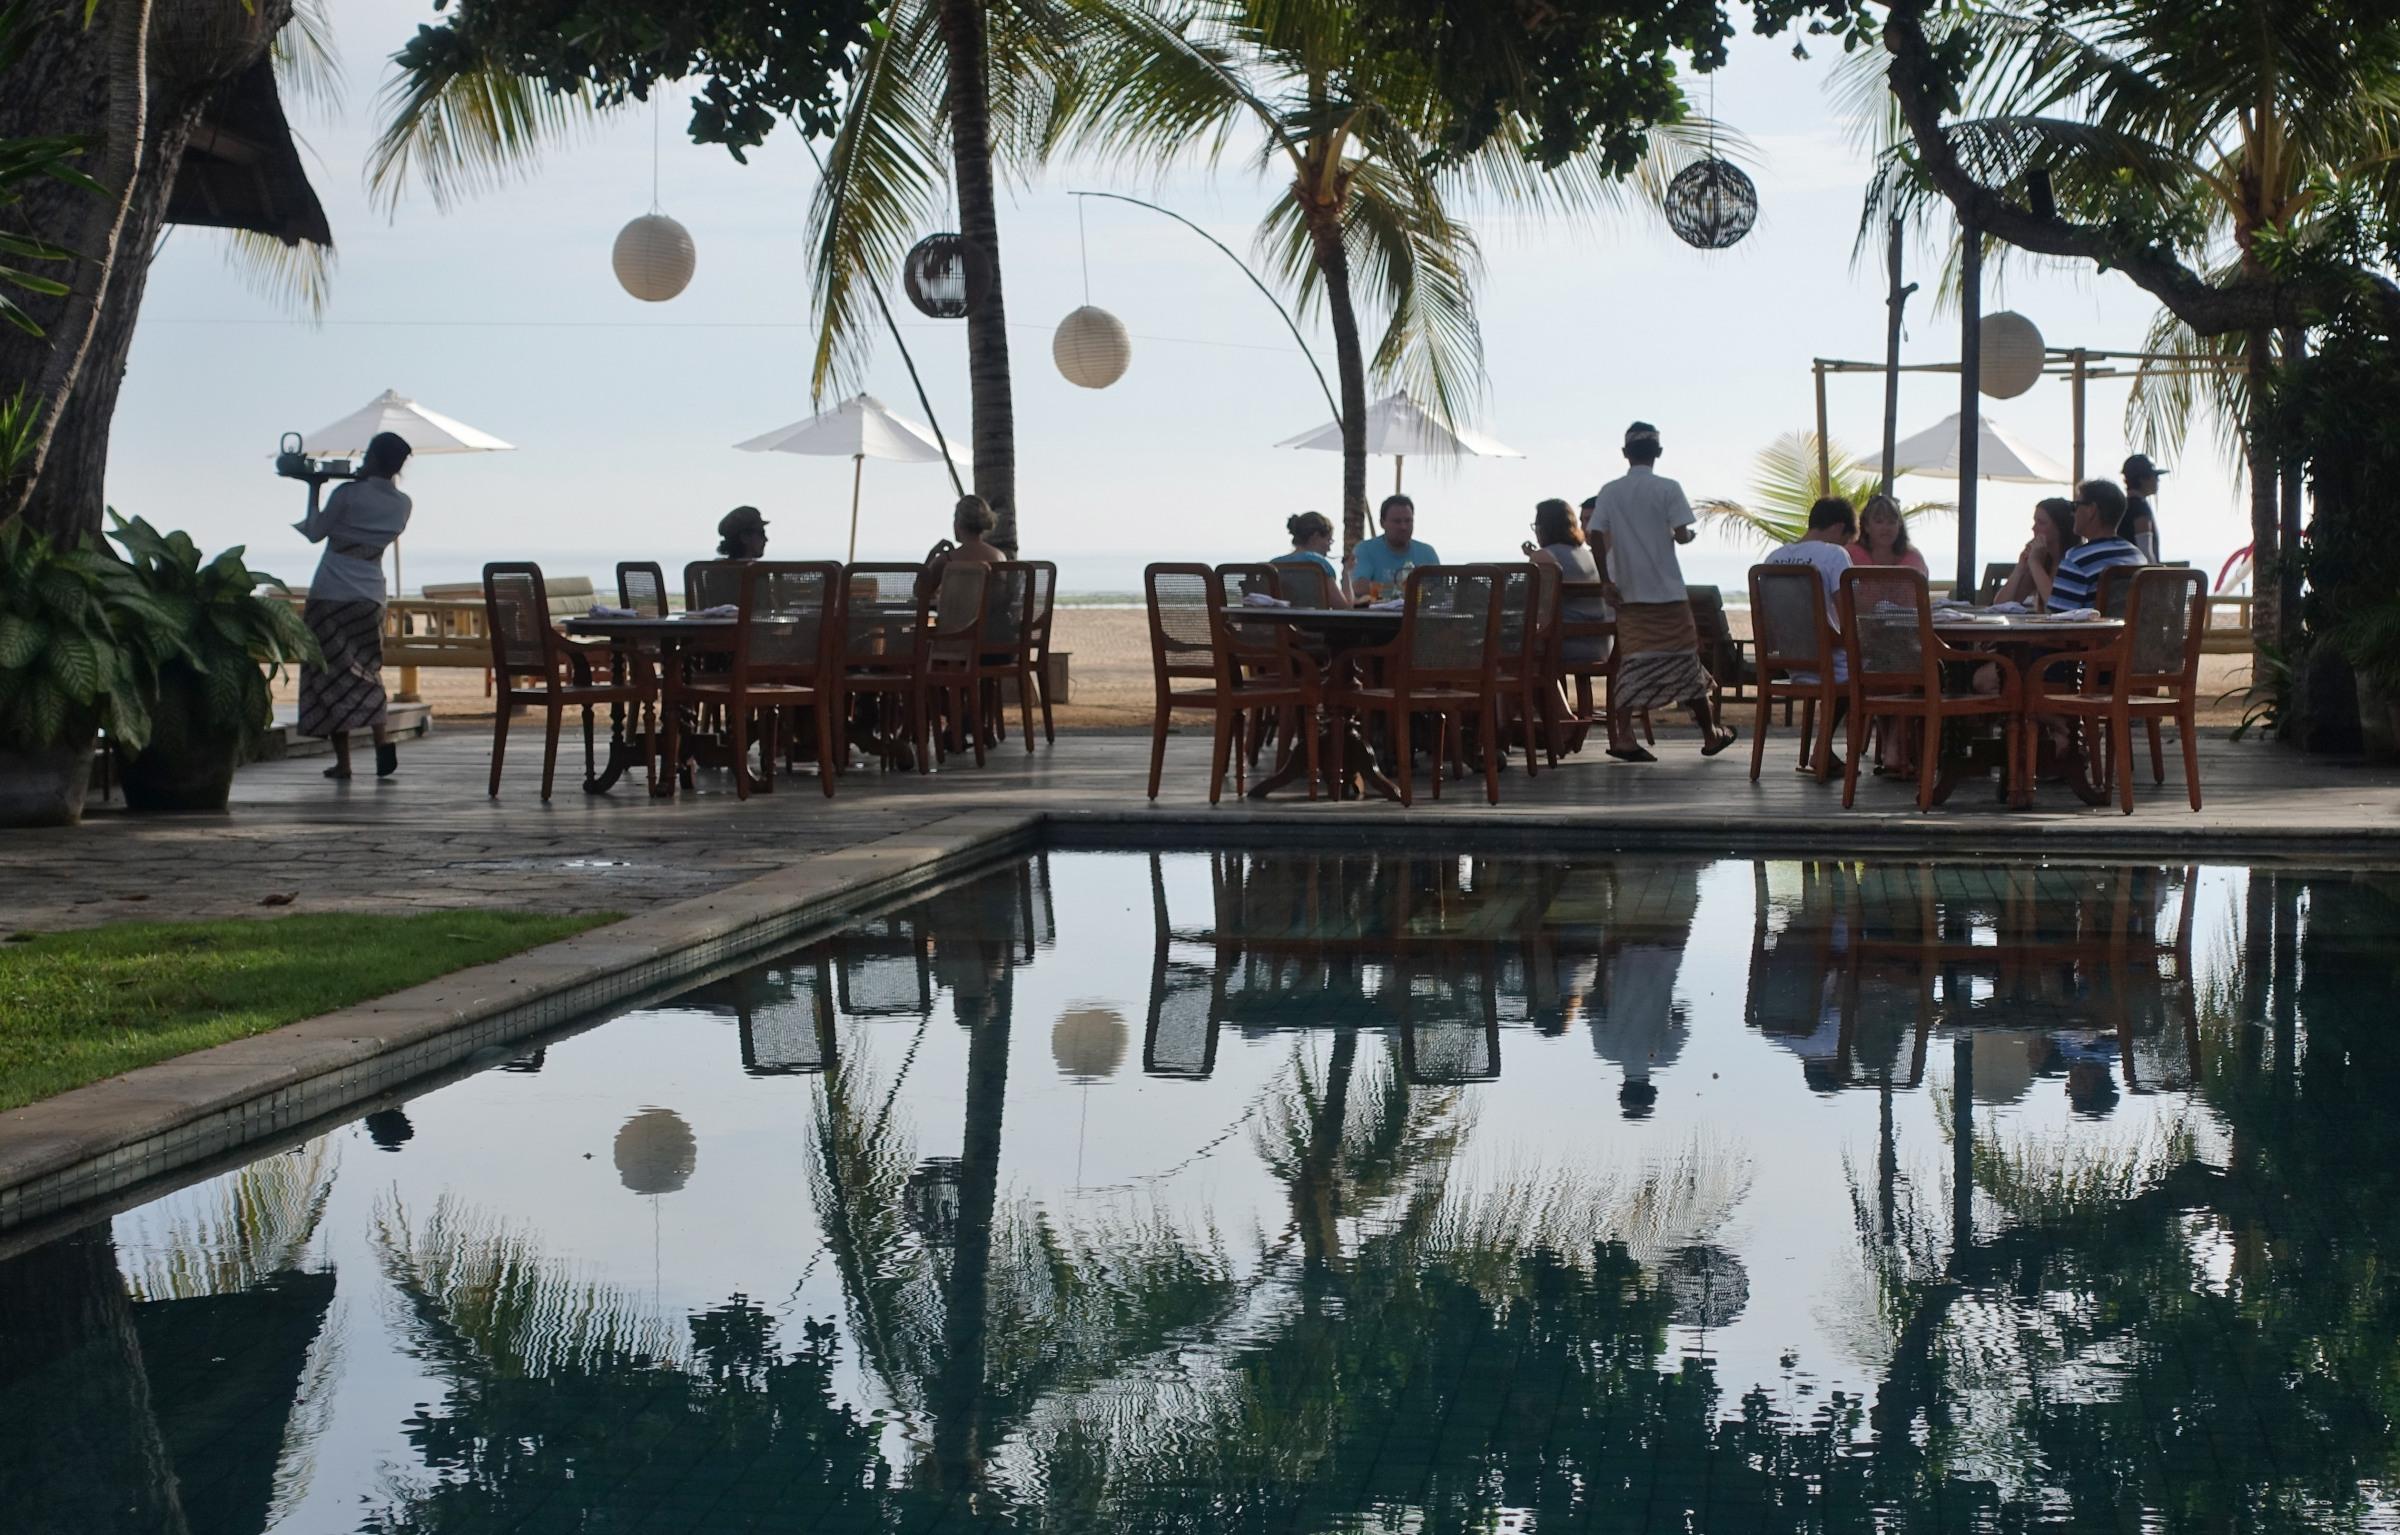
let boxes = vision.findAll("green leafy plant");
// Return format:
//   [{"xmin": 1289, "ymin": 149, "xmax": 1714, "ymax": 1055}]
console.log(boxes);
[
  {"xmin": 1695, "ymin": 429, "xmax": 1949, "ymax": 551},
  {"xmin": 0, "ymin": 1, "xmax": 101, "ymax": 339},
  {"xmin": 106, "ymin": 512, "xmax": 318, "ymax": 750},
  {"xmin": 0, "ymin": 520, "xmax": 161, "ymax": 751}
]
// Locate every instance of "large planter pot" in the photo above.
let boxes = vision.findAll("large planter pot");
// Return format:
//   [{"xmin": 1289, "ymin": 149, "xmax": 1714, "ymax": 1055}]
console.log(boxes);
[
  {"xmin": 118, "ymin": 677, "xmax": 243, "ymax": 813},
  {"xmin": 2358, "ymin": 673, "xmax": 2400, "ymax": 765},
  {"xmin": 0, "ymin": 737, "xmax": 96, "ymax": 827}
]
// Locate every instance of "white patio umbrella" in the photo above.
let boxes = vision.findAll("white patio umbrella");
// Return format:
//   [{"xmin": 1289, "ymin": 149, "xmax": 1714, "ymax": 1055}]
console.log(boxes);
[
  {"xmin": 301, "ymin": 388, "xmax": 516, "ymax": 593},
  {"xmin": 733, "ymin": 393, "xmax": 968, "ymax": 561},
  {"xmin": 1275, "ymin": 387, "xmax": 1521, "ymax": 495},
  {"xmin": 1889, "ymin": 411, "xmax": 2070, "ymax": 484}
]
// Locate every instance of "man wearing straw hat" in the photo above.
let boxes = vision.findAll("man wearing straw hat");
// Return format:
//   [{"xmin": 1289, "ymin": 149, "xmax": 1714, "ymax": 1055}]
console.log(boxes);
[{"xmin": 1586, "ymin": 421, "xmax": 1737, "ymax": 761}]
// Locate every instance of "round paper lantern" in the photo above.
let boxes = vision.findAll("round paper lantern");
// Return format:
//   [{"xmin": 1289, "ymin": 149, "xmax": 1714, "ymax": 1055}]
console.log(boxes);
[
  {"xmin": 1663, "ymin": 1244, "xmax": 1750, "ymax": 1330},
  {"xmin": 1664, "ymin": 158, "xmax": 1758, "ymax": 250},
  {"xmin": 1978, "ymin": 310, "xmax": 2046, "ymax": 399},
  {"xmin": 904, "ymin": 233, "xmax": 990, "ymax": 318},
  {"xmin": 612, "ymin": 213, "xmax": 695, "ymax": 302},
  {"xmin": 613, "ymin": 1107, "xmax": 697, "ymax": 1195},
  {"xmin": 1053, "ymin": 305, "xmax": 1131, "ymax": 389},
  {"xmin": 1051, "ymin": 1007, "xmax": 1128, "ymax": 1081}
]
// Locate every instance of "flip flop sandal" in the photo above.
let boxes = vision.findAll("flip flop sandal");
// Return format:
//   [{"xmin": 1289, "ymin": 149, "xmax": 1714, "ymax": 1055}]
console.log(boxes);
[
  {"xmin": 1606, "ymin": 746, "xmax": 1657, "ymax": 763},
  {"xmin": 323, "ymin": 764, "xmax": 352, "ymax": 780},
  {"xmin": 1701, "ymin": 726, "xmax": 1739, "ymax": 758}
]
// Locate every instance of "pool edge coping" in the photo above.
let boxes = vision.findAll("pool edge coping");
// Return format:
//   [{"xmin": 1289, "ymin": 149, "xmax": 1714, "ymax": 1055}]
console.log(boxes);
[{"xmin": 0, "ymin": 807, "xmax": 1040, "ymax": 1234}]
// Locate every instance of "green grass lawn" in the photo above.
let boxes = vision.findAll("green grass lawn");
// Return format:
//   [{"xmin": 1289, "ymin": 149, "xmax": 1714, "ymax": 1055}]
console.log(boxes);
[{"xmin": 0, "ymin": 910, "xmax": 615, "ymax": 1112}]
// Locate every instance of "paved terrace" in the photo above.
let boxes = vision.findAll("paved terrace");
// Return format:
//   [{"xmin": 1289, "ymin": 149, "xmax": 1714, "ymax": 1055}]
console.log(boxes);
[{"xmin": 8, "ymin": 722, "xmax": 2400, "ymax": 935}]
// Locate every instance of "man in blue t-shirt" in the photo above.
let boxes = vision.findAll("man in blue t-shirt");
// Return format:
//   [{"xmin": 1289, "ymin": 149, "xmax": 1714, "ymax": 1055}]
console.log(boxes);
[
  {"xmin": 1348, "ymin": 493, "xmax": 1440, "ymax": 593},
  {"xmin": 2050, "ymin": 479, "xmax": 2147, "ymax": 611}
]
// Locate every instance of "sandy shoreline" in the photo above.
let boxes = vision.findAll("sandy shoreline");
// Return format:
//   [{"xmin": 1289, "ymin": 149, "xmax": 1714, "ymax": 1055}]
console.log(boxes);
[{"xmin": 278, "ymin": 603, "xmax": 2255, "ymax": 729}]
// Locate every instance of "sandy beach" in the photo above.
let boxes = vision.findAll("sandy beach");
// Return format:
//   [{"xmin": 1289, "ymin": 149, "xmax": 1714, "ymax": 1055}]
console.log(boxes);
[{"xmin": 283, "ymin": 603, "xmax": 2257, "ymax": 730}]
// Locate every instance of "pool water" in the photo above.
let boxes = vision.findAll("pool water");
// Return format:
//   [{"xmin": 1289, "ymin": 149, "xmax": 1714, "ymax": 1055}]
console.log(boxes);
[{"xmin": 5, "ymin": 850, "xmax": 2398, "ymax": 1532}]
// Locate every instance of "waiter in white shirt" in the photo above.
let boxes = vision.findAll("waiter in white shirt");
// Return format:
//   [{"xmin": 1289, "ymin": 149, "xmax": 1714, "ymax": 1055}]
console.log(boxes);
[{"xmin": 1585, "ymin": 421, "xmax": 1736, "ymax": 761}]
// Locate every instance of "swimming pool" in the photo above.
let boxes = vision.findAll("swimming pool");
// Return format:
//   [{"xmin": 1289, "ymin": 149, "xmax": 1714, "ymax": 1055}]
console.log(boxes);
[{"xmin": 3, "ymin": 849, "xmax": 2394, "ymax": 1531}]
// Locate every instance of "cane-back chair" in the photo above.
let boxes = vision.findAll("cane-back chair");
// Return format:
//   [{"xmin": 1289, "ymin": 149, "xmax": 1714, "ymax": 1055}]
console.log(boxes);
[
  {"xmin": 482, "ymin": 563, "xmax": 652, "ymax": 800},
  {"xmin": 662, "ymin": 561, "xmax": 845, "ymax": 799},
  {"xmin": 1839, "ymin": 566, "xmax": 2023, "ymax": 812},
  {"xmin": 2025, "ymin": 566, "xmax": 2207, "ymax": 813},
  {"xmin": 1330, "ymin": 565, "xmax": 1505, "ymax": 805},
  {"xmin": 1748, "ymin": 562, "xmax": 1844, "ymax": 782}
]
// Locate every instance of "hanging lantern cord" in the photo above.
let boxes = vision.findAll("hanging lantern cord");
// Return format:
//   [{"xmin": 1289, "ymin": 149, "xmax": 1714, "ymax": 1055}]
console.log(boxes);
[
  {"xmin": 1077, "ymin": 197, "xmax": 1091, "ymax": 306},
  {"xmin": 650, "ymin": 91, "xmax": 662, "ymax": 214}
]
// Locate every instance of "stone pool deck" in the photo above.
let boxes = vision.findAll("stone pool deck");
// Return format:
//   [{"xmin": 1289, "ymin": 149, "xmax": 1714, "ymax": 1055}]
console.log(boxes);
[{"xmin": 8, "ymin": 722, "xmax": 2400, "ymax": 936}]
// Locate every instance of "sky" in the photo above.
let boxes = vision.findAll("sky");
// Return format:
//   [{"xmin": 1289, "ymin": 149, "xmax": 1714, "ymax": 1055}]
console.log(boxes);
[{"xmin": 108, "ymin": 0, "xmax": 2252, "ymax": 596}]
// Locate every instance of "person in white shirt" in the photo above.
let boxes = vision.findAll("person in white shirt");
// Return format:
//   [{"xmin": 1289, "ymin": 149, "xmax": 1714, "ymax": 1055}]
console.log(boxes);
[
  {"xmin": 1585, "ymin": 421, "xmax": 1735, "ymax": 760},
  {"xmin": 1762, "ymin": 497, "xmax": 1856, "ymax": 774}
]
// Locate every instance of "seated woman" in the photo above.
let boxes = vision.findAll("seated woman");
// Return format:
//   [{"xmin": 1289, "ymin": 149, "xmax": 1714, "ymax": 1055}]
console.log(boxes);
[
  {"xmin": 915, "ymin": 494, "xmax": 1010, "ymax": 602},
  {"xmin": 1847, "ymin": 494, "xmax": 1927, "ymax": 573},
  {"xmin": 1268, "ymin": 510, "xmax": 1347, "ymax": 605},
  {"xmin": 1522, "ymin": 497, "xmax": 1607, "ymax": 661},
  {"xmin": 1994, "ymin": 497, "xmax": 2077, "ymax": 609}
]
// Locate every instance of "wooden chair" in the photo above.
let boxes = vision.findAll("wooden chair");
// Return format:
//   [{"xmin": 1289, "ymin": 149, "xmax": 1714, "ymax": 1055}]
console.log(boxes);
[
  {"xmin": 482, "ymin": 563, "xmax": 653, "ymax": 801},
  {"xmin": 684, "ymin": 559, "xmax": 742, "ymax": 612},
  {"xmin": 978, "ymin": 561, "xmax": 1038, "ymax": 752},
  {"xmin": 1267, "ymin": 558, "xmax": 1336, "ymax": 608},
  {"xmin": 1548, "ymin": 580, "xmax": 1618, "ymax": 758},
  {"xmin": 1976, "ymin": 561, "xmax": 2014, "ymax": 606},
  {"xmin": 1493, "ymin": 563, "xmax": 1550, "ymax": 776},
  {"xmin": 2094, "ymin": 563, "xmax": 2169, "ymax": 788},
  {"xmin": 1019, "ymin": 560, "xmax": 1059, "ymax": 745},
  {"xmin": 617, "ymin": 561, "xmax": 669, "ymax": 617},
  {"xmin": 1838, "ymin": 566, "xmax": 2024, "ymax": 812},
  {"xmin": 1330, "ymin": 565, "xmax": 1505, "ymax": 806},
  {"xmin": 662, "ymin": 561, "xmax": 845, "ymax": 799},
  {"xmin": 1748, "ymin": 563, "xmax": 1844, "ymax": 782},
  {"xmin": 1141, "ymin": 563, "xmax": 1322, "ymax": 803},
  {"xmin": 2025, "ymin": 567, "xmax": 2207, "ymax": 813},
  {"xmin": 845, "ymin": 561, "xmax": 991, "ymax": 774}
]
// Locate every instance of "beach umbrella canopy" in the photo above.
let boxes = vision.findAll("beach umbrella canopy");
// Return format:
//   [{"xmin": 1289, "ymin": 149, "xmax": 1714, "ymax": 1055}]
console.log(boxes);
[
  {"xmin": 302, "ymin": 388, "xmax": 515, "ymax": 457},
  {"xmin": 1890, "ymin": 411, "xmax": 2070, "ymax": 485},
  {"xmin": 1275, "ymin": 388, "xmax": 1521, "ymax": 493},
  {"xmin": 734, "ymin": 393, "xmax": 968, "ymax": 560}
]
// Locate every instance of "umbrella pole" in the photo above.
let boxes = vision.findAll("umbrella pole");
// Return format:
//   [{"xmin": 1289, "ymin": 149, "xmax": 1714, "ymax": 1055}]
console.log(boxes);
[
  {"xmin": 391, "ymin": 536, "xmax": 403, "ymax": 598},
  {"xmin": 1394, "ymin": 455, "xmax": 1404, "ymax": 496},
  {"xmin": 847, "ymin": 454, "xmax": 863, "ymax": 563}
]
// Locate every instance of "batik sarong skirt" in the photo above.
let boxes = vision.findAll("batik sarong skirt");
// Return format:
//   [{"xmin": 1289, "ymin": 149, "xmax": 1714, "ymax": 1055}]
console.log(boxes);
[
  {"xmin": 297, "ymin": 599, "xmax": 387, "ymax": 737},
  {"xmin": 1610, "ymin": 600, "xmax": 1709, "ymax": 714}
]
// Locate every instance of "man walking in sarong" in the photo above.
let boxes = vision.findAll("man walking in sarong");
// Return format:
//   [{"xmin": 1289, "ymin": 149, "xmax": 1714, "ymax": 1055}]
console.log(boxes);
[{"xmin": 1585, "ymin": 421, "xmax": 1737, "ymax": 761}]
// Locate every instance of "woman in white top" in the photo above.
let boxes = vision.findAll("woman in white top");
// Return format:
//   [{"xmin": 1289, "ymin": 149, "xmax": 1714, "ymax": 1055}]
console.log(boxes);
[{"xmin": 295, "ymin": 432, "xmax": 413, "ymax": 779}]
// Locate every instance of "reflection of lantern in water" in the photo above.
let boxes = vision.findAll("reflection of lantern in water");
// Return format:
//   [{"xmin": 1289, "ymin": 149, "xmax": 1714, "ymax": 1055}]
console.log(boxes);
[
  {"xmin": 614, "ymin": 1108, "xmax": 697, "ymax": 1195},
  {"xmin": 1663, "ymin": 1244, "xmax": 1750, "ymax": 1330},
  {"xmin": 906, "ymin": 1156, "xmax": 964, "ymax": 1246},
  {"xmin": 1051, "ymin": 1007, "xmax": 1128, "ymax": 1081}
]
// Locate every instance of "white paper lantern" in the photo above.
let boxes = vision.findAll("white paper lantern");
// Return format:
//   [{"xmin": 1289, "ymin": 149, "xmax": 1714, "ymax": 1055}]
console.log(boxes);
[
  {"xmin": 612, "ymin": 213, "xmax": 696, "ymax": 302},
  {"xmin": 1978, "ymin": 310, "xmax": 2046, "ymax": 399},
  {"xmin": 1053, "ymin": 305, "xmax": 1131, "ymax": 389},
  {"xmin": 614, "ymin": 1107, "xmax": 696, "ymax": 1195}
]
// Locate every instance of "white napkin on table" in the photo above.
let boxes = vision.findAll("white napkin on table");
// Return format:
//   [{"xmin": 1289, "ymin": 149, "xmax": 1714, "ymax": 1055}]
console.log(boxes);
[
  {"xmin": 1987, "ymin": 599, "xmax": 2031, "ymax": 614},
  {"xmin": 692, "ymin": 604, "xmax": 739, "ymax": 618},
  {"xmin": 1369, "ymin": 597, "xmax": 1404, "ymax": 611},
  {"xmin": 1241, "ymin": 591, "xmax": 1290, "ymax": 608},
  {"xmin": 587, "ymin": 603, "xmax": 638, "ymax": 619},
  {"xmin": 2035, "ymin": 607, "xmax": 2101, "ymax": 621}
]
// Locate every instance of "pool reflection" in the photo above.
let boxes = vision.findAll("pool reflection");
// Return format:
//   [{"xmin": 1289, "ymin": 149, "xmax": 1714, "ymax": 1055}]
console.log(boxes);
[{"xmin": 4, "ymin": 852, "xmax": 2398, "ymax": 1533}]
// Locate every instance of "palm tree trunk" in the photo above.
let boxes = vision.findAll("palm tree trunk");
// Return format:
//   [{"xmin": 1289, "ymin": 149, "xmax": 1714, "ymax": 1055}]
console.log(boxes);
[
  {"xmin": 1301, "ymin": 200, "xmax": 1369, "ymax": 555},
  {"xmin": 2278, "ymin": 323, "xmax": 2307, "ymax": 652},
  {"xmin": 930, "ymin": 968, "xmax": 1011, "ymax": 1494},
  {"xmin": 0, "ymin": 0, "xmax": 151, "ymax": 530},
  {"xmin": 2245, "ymin": 324, "xmax": 2279, "ymax": 660},
  {"xmin": 936, "ymin": 0, "xmax": 1016, "ymax": 553}
]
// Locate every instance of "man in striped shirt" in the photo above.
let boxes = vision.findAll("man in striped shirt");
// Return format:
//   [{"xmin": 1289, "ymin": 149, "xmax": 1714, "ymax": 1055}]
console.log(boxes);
[{"xmin": 2048, "ymin": 479, "xmax": 2147, "ymax": 611}]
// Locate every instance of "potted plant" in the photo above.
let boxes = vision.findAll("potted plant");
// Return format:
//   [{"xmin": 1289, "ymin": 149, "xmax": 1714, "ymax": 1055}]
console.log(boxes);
[
  {"xmin": 106, "ymin": 513, "xmax": 316, "ymax": 812},
  {"xmin": 0, "ymin": 522, "xmax": 157, "ymax": 825}
]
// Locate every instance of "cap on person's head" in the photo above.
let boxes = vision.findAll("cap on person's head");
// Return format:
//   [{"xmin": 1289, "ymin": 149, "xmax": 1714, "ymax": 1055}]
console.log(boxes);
[
  {"xmin": 2122, "ymin": 453, "xmax": 2167, "ymax": 483},
  {"xmin": 718, "ymin": 505, "xmax": 768, "ymax": 537},
  {"xmin": 1624, "ymin": 421, "xmax": 1662, "ymax": 452}
]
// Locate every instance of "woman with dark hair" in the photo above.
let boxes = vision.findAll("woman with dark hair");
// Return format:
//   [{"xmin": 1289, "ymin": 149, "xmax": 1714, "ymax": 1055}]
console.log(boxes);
[
  {"xmin": 1995, "ymin": 497, "xmax": 2079, "ymax": 608},
  {"xmin": 1270, "ymin": 510, "xmax": 1347, "ymax": 603},
  {"xmin": 1848, "ymin": 494, "xmax": 1927, "ymax": 573},
  {"xmin": 716, "ymin": 505, "xmax": 768, "ymax": 559},
  {"xmin": 295, "ymin": 430, "xmax": 412, "ymax": 780},
  {"xmin": 1522, "ymin": 497, "xmax": 1608, "ymax": 661}
]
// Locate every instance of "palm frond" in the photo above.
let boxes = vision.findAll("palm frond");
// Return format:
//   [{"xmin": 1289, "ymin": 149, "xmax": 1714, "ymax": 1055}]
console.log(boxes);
[
  {"xmin": 1340, "ymin": 153, "xmax": 1484, "ymax": 429},
  {"xmin": 1696, "ymin": 430, "xmax": 1949, "ymax": 554},
  {"xmin": 272, "ymin": 0, "xmax": 343, "ymax": 120},
  {"xmin": 219, "ymin": 228, "xmax": 335, "ymax": 318},
  {"xmin": 2124, "ymin": 308, "xmax": 2252, "ymax": 473},
  {"xmin": 804, "ymin": 3, "xmax": 949, "ymax": 406},
  {"xmin": 1050, "ymin": 0, "xmax": 1287, "ymax": 176},
  {"xmin": 368, "ymin": 47, "xmax": 610, "ymax": 214}
]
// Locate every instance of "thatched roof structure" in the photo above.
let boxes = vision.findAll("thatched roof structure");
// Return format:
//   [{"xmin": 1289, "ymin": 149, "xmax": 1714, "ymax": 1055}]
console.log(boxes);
[{"xmin": 166, "ymin": 55, "xmax": 330, "ymax": 247}]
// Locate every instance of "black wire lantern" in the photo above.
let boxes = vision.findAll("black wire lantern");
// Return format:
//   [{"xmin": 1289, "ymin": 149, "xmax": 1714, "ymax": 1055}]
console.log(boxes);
[
  {"xmin": 903, "ymin": 233, "xmax": 991, "ymax": 318},
  {"xmin": 1664, "ymin": 158, "xmax": 1758, "ymax": 251}
]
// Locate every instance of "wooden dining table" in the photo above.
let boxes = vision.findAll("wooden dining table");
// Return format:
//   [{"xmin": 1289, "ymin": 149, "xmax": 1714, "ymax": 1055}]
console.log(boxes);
[
  {"xmin": 1220, "ymin": 604, "xmax": 1405, "ymax": 800},
  {"xmin": 1922, "ymin": 611, "xmax": 2126, "ymax": 807},
  {"xmin": 562, "ymin": 614, "xmax": 736, "ymax": 795}
]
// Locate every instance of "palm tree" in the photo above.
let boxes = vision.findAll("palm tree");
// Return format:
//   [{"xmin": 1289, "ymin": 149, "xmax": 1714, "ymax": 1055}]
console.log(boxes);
[
  {"xmin": 1059, "ymin": 0, "xmax": 1717, "ymax": 552},
  {"xmin": 1848, "ymin": 0, "xmax": 2400, "ymax": 652},
  {"xmin": 1696, "ymin": 429, "xmax": 1950, "ymax": 552}
]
